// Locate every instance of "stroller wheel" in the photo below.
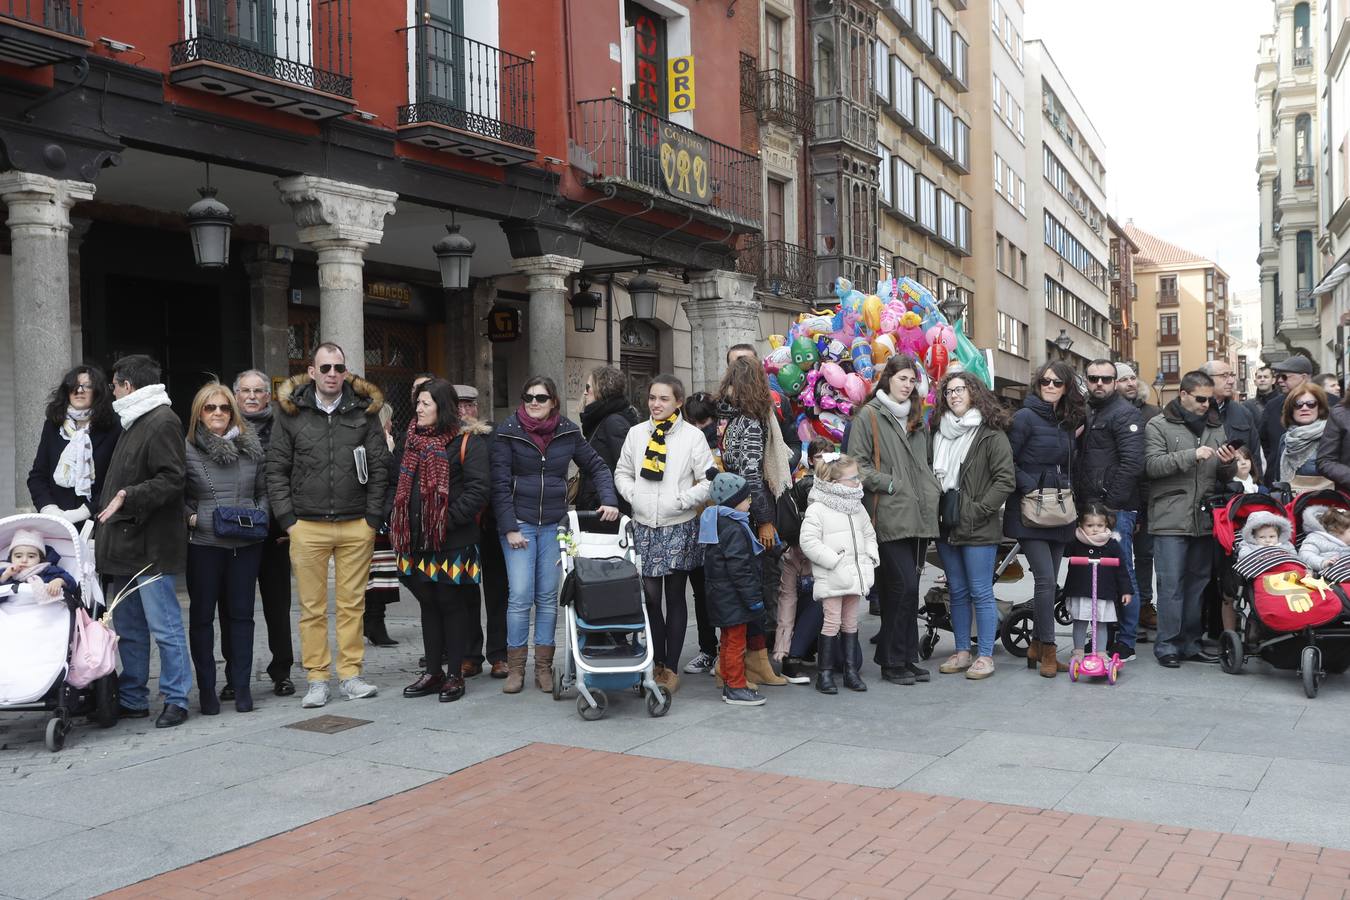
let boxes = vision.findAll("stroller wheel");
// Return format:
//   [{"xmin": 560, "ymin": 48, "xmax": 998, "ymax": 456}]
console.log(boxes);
[
  {"xmin": 1054, "ymin": 591, "xmax": 1072, "ymax": 626},
  {"xmin": 1001, "ymin": 606, "xmax": 1034, "ymax": 658},
  {"xmin": 551, "ymin": 663, "xmax": 567, "ymax": 701},
  {"xmin": 44, "ymin": 717, "xmax": 66, "ymax": 752},
  {"xmin": 1302, "ymin": 646, "xmax": 1322, "ymax": 699},
  {"xmin": 578, "ymin": 688, "xmax": 608, "ymax": 721},
  {"xmin": 919, "ymin": 631, "xmax": 938, "ymax": 661},
  {"xmin": 646, "ymin": 688, "xmax": 671, "ymax": 717},
  {"xmin": 1219, "ymin": 630, "xmax": 1244, "ymax": 675}
]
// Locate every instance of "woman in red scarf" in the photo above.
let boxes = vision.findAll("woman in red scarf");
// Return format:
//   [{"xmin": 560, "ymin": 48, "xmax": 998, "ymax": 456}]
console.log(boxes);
[{"xmin": 387, "ymin": 379, "xmax": 492, "ymax": 702}]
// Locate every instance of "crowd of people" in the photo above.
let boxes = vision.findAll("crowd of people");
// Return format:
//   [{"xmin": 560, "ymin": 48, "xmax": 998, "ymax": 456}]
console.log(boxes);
[{"xmin": 16, "ymin": 341, "xmax": 1350, "ymax": 726}]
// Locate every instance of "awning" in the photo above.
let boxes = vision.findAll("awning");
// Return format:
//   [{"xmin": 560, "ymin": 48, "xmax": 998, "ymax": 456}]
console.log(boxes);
[{"xmin": 1313, "ymin": 262, "xmax": 1350, "ymax": 295}]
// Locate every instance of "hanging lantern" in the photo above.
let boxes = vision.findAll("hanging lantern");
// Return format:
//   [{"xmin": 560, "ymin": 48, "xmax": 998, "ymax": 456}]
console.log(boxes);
[
  {"xmin": 433, "ymin": 215, "xmax": 476, "ymax": 291},
  {"xmin": 186, "ymin": 185, "xmax": 234, "ymax": 269},
  {"xmin": 628, "ymin": 273, "xmax": 660, "ymax": 320},
  {"xmin": 569, "ymin": 280, "xmax": 602, "ymax": 333}
]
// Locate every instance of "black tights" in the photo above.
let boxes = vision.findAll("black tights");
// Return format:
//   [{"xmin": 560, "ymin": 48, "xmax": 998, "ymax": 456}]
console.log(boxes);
[
  {"xmin": 643, "ymin": 572, "xmax": 689, "ymax": 670},
  {"xmin": 410, "ymin": 580, "xmax": 475, "ymax": 677}
]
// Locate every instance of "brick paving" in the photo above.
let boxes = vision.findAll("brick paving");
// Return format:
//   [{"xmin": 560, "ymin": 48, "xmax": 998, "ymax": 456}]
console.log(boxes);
[{"xmin": 102, "ymin": 743, "xmax": 1350, "ymax": 900}]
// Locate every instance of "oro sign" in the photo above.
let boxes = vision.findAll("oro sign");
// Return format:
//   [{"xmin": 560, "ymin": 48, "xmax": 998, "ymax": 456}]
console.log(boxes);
[{"xmin": 668, "ymin": 55, "xmax": 695, "ymax": 113}]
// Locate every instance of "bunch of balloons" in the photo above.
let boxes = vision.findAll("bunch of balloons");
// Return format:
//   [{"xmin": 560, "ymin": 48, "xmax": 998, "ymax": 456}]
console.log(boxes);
[{"xmin": 763, "ymin": 276, "xmax": 993, "ymax": 445}]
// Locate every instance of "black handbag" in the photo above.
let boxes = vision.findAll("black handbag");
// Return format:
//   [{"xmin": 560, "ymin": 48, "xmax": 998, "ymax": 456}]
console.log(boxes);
[
  {"xmin": 938, "ymin": 488, "xmax": 961, "ymax": 531},
  {"xmin": 198, "ymin": 460, "xmax": 268, "ymax": 541}
]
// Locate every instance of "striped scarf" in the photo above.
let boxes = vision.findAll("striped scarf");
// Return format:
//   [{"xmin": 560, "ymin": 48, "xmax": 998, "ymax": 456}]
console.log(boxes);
[
  {"xmin": 641, "ymin": 414, "xmax": 678, "ymax": 481},
  {"xmin": 389, "ymin": 424, "xmax": 452, "ymax": 556}
]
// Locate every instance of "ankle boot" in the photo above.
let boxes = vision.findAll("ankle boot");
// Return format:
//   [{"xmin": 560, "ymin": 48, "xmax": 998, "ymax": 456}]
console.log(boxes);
[
  {"xmin": 533, "ymin": 645, "xmax": 555, "ymax": 692},
  {"xmin": 841, "ymin": 633, "xmax": 867, "ymax": 692},
  {"xmin": 1039, "ymin": 641, "xmax": 1068, "ymax": 678},
  {"xmin": 815, "ymin": 635, "xmax": 839, "ymax": 694},
  {"xmin": 1028, "ymin": 639, "xmax": 1042, "ymax": 670},
  {"xmin": 503, "ymin": 647, "xmax": 528, "ymax": 694},
  {"xmin": 363, "ymin": 598, "xmax": 398, "ymax": 647},
  {"xmin": 745, "ymin": 648, "xmax": 788, "ymax": 686}
]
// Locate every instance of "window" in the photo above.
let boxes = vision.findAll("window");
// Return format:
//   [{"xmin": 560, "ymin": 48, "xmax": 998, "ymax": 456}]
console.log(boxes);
[
  {"xmin": 1045, "ymin": 277, "xmax": 1109, "ymax": 340},
  {"xmin": 765, "ymin": 11, "xmax": 785, "ymax": 72},
  {"xmin": 1295, "ymin": 2, "xmax": 1310, "ymax": 51},
  {"xmin": 994, "ymin": 153, "xmax": 1003, "ymax": 194},
  {"xmin": 913, "ymin": 0, "xmax": 933, "ymax": 50},
  {"xmin": 916, "ymin": 174, "xmax": 936, "ymax": 233},
  {"xmin": 938, "ymin": 190, "xmax": 956, "ymax": 245},
  {"xmin": 892, "ymin": 57, "xmax": 914, "ymax": 123},
  {"xmin": 766, "ymin": 178, "xmax": 786, "ymax": 243},
  {"xmin": 894, "ymin": 157, "xmax": 916, "ymax": 219},
  {"xmin": 1019, "ymin": 250, "xmax": 1028, "ymax": 285},
  {"xmin": 874, "ymin": 40, "xmax": 890, "ymax": 103},
  {"xmin": 914, "ymin": 78, "xmax": 935, "ymax": 141},
  {"xmin": 1043, "ymin": 211, "xmax": 1108, "ymax": 289},
  {"xmin": 1160, "ymin": 314, "xmax": 1179, "ymax": 336},
  {"xmin": 998, "ymin": 311, "xmax": 1027, "ymax": 357},
  {"xmin": 1298, "ymin": 229, "xmax": 1315, "ymax": 306},
  {"xmin": 992, "ymin": 73, "xmax": 1002, "ymax": 115},
  {"xmin": 934, "ymin": 9, "xmax": 953, "ymax": 71},
  {"xmin": 936, "ymin": 101, "xmax": 954, "ymax": 157},
  {"xmin": 954, "ymin": 117, "xmax": 969, "ymax": 168},
  {"xmin": 1161, "ymin": 351, "xmax": 1180, "ymax": 375},
  {"xmin": 878, "ymin": 144, "xmax": 892, "ymax": 206},
  {"xmin": 952, "ymin": 33, "xmax": 968, "ymax": 86},
  {"xmin": 991, "ymin": 1, "xmax": 1002, "ymax": 36},
  {"xmin": 956, "ymin": 203, "xmax": 970, "ymax": 254},
  {"xmin": 996, "ymin": 233, "xmax": 1005, "ymax": 272}
]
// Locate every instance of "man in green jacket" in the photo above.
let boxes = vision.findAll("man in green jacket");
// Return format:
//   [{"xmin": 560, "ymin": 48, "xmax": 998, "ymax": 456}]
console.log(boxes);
[{"xmin": 1144, "ymin": 370, "xmax": 1234, "ymax": 669}]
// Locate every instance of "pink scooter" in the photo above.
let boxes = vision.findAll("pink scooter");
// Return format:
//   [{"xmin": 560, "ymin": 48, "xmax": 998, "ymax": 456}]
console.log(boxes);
[{"xmin": 1066, "ymin": 555, "xmax": 1123, "ymax": 685}]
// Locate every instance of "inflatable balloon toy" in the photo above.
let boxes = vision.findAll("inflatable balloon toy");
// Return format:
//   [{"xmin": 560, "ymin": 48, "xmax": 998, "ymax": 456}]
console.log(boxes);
[
  {"xmin": 813, "ymin": 411, "xmax": 848, "ymax": 444},
  {"xmin": 850, "ymin": 338, "xmax": 875, "ymax": 380},
  {"xmin": 796, "ymin": 414, "xmax": 815, "ymax": 445},
  {"xmin": 862, "ymin": 294, "xmax": 883, "ymax": 333},
  {"xmin": 790, "ymin": 335, "xmax": 819, "ymax": 370},
  {"xmin": 844, "ymin": 372, "xmax": 869, "ymax": 406},
  {"xmin": 872, "ymin": 333, "xmax": 896, "ymax": 366},
  {"xmin": 767, "ymin": 334, "xmax": 787, "ymax": 350},
  {"xmin": 924, "ymin": 337, "xmax": 949, "ymax": 382},
  {"xmin": 821, "ymin": 338, "xmax": 847, "ymax": 363},
  {"xmin": 926, "ymin": 323, "xmax": 957, "ymax": 352},
  {"xmin": 820, "ymin": 361, "xmax": 847, "ymax": 390},
  {"xmin": 953, "ymin": 321, "xmax": 994, "ymax": 388},
  {"xmin": 896, "ymin": 311, "xmax": 927, "ymax": 357},
  {"xmin": 764, "ymin": 344, "xmax": 791, "ymax": 373},
  {"xmin": 799, "ymin": 368, "xmax": 822, "ymax": 409},
  {"xmin": 776, "ymin": 362, "xmax": 806, "ymax": 397}
]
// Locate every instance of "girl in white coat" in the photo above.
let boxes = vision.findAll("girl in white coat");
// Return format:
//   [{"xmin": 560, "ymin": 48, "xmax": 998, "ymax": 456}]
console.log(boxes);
[
  {"xmin": 615, "ymin": 374, "xmax": 716, "ymax": 694},
  {"xmin": 798, "ymin": 453, "xmax": 880, "ymax": 694}
]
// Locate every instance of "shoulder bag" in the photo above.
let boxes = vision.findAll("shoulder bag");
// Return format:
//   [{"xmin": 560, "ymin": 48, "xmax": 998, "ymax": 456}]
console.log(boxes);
[
  {"xmin": 199, "ymin": 459, "xmax": 269, "ymax": 541},
  {"xmin": 1020, "ymin": 428, "xmax": 1077, "ymax": 528}
]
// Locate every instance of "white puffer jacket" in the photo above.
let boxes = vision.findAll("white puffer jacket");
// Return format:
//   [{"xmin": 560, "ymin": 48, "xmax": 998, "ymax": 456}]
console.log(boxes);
[
  {"xmin": 1299, "ymin": 506, "xmax": 1350, "ymax": 572},
  {"xmin": 798, "ymin": 489, "xmax": 880, "ymax": 599},
  {"xmin": 615, "ymin": 417, "xmax": 715, "ymax": 528}
]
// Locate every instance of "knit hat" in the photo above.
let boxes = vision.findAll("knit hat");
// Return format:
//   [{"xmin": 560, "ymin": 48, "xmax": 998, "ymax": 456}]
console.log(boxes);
[
  {"xmin": 710, "ymin": 472, "xmax": 750, "ymax": 508},
  {"xmin": 6, "ymin": 528, "xmax": 43, "ymax": 560},
  {"xmin": 1115, "ymin": 362, "xmax": 1137, "ymax": 380}
]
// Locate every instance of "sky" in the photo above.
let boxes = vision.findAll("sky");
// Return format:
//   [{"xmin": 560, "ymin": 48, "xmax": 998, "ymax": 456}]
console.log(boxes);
[{"xmin": 1023, "ymin": 0, "xmax": 1273, "ymax": 293}]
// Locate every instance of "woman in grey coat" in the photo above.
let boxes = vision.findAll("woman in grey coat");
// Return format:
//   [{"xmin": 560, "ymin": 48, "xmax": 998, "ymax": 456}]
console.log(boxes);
[{"xmin": 184, "ymin": 383, "xmax": 269, "ymax": 715}]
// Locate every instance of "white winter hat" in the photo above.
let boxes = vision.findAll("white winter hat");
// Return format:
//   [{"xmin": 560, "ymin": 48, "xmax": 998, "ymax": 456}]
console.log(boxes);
[
  {"xmin": 6, "ymin": 528, "xmax": 43, "ymax": 560},
  {"xmin": 1115, "ymin": 363, "xmax": 1137, "ymax": 380}
]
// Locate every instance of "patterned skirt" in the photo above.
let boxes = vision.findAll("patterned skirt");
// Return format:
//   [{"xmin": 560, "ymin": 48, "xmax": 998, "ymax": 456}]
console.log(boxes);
[
  {"xmin": 366, "ymin": 533, "xmax": 401, "ymax": 601},
  {"xmin": 397, "ymin": 544, "xmax": 482, "ymax": 585},
  {"xmin": 633, "ymin": 519, "xmax": 703, "ymax": 577}
]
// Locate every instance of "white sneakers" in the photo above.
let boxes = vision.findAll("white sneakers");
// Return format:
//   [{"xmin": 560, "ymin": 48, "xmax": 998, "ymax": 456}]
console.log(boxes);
[
  {"xmin": 301, "ymin": 681, "xmax": 330, "ymax": 708},
  {"xmin": 300, "ymin": 677, "xmax": 378, "ymax": 707}
]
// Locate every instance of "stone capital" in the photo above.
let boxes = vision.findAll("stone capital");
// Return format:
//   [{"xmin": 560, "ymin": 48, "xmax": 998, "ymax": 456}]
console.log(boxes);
[
  {"xmin": 510, "ymin": 254, "xmax": 584, "ymax": 295},
  {"xmin": 276, "ymin": 175, "xmax": 397, "ymax": 247},
  {"xmin": 0, "ymin": 172, "xmax": 95, "ymax": 233},
  {"xmin": 686, "ymin": 268, "xmax": 758, "ymax": 304}
]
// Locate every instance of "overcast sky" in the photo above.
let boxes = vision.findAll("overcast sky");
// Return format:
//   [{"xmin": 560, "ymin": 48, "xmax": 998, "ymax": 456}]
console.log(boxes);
[{"xmin": 1023, "ymin": 0, "xmax": 1272, "ymax": 293}]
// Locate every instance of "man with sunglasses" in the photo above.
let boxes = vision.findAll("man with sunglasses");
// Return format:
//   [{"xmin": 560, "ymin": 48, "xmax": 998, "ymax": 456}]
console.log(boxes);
[
  {"xmin": 1261, "ymin": 355, "xmax": 1314, "ymax": 487},
  {"xmin": 1075, "ymin": 360, "xmax": 1144, "ymax": 660},
  {"xmin": 267, "ymin": 343, "xmax": 390, "ymax": 708},
  {"xmin": 1144, "ymin": 370, "xmax": 1234, "ymax": 668}
]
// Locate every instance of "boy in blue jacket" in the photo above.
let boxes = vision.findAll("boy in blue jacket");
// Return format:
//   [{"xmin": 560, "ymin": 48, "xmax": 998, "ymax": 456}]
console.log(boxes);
[{"xmin": 699, "ymin": 473, "xmax": 767, "ymax": 706}]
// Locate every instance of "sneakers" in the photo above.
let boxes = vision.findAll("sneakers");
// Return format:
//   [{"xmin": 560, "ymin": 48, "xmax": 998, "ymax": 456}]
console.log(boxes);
[
  {"xmin": 777, "ymin": 657, "xmax": 812, "ymax": 684},
  {"xmin": 1109, "ymin": 642, "xmax": 1137, "ymax": 663},
  {"xmin": 684, "ymin": 650, "xmax": 717, "ymax": 674},
  {"xmin": 301, "ymin": 681, "xmax": 330, "ymax": 708},
  {"xmin": 722, "ymin": 686, "xmax": 766, "ymax": 706},
  {"xmin": 339, "ymin": 676, "xmax": 379, "ymax": 700}
]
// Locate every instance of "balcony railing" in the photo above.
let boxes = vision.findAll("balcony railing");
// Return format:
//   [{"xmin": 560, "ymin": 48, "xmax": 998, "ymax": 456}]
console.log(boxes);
[
  {"xmin": 173, "ymin": 0, "xmax": 352, "ymax": 98},
  {"xmin": 1296, "ymin": 164, "xmax": 1315, "ymax": 186},
  {"xmin": 1294, "ymin": 45, "xmax": 1314, "ymax": 67},
  {"xmin": 398, "ymin": 22, "xmax": 535, "ymax": 149},
  {"xmin": 813, "ymin": 96, "xmax": 877, "ymax": 150},
  {"xmin": 739, "ymin": 51, "xmax": 757, "ymax": 113},
  {"xmin": 756, "ymin": 68, "xmax": 814, "ymax": 136},
  {"xmin": 737, "ymin": 239, "xmax": 817, "ymax": 301},
  {"xmin": 1159, "ymin": 332, "xmax": 1179, "ymax": 346},
  {"xmin": 1298, "ymin": 288, "xmax": 1316, "ymax": 310},
  {"xmin": 575, "ymin": 97, "xmax": 762, "ymax": 229},
  {"xmin": 2, "ymin": 0, "xmax": 82, "ymax": 36},
  {"xmin": 1157, "ymin": 288, "xmax": 1178, "ymax": 307}
]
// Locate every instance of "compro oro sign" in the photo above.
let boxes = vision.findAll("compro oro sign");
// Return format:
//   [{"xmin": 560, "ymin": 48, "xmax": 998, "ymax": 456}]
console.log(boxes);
[
  {"xmin": 668, "ymin": 55, "xmax": 695, "ymax": 113},
  {"xmin": 658, "ymin": 122, "xmax": 710, "ymax": 205}
]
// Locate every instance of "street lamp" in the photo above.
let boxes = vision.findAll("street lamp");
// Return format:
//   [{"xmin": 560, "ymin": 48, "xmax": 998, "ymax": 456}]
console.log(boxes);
[
  {"xmin": 628, "ymin": 273, "xmax": 660, "ymax": 320},
  {"xmin": 432, "ymin": 211, "xmax": 476, "ymax": 291},
  {"xmin": 1053, "ymin": 329, "xmax": 1074, "ymax": 353},
  {"xmin": 938, "ymin": 291, "xmax": 966, "ymax": 325},
  {"xmin": 569, "ymin": 279, "xmax": 602, "ymax": 333},
  {"xmin": 186, "ymin": 166, "xmax": 234, "ymax": 269},
  {"xmin": 1154, "ymin": 370, "xmax": 1166, "ymax": 404}
]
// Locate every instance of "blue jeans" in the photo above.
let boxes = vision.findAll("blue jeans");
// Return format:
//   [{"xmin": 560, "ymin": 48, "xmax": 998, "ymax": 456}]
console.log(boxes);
[
  {"xmin": 936, "ymin": 542, "xmax": 999, "ymax": 658},
  {"xmin": 110, "ymin": 573, "xmax": 192, "ymax": 710},
  {"xmin": 1153, "ymin": 535, "xmax": 1212, "ymax": 660},
  {"xmin": 1114, "ymin": 509, "xmax": 1140, "ymax": 648},
  {"xmin": 502, "ymin": 522, "xmax": 562, "ymax": 648}
]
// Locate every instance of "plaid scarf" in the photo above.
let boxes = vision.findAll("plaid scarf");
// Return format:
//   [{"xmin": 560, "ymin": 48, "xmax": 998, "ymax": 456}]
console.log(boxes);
[
  {"xmin": 641, "ymin": 414, "xmax": 677, "ymax": 481},
  {"xmin": 389, "ymin": 423, "xmax": 452, "ymax": 556}
]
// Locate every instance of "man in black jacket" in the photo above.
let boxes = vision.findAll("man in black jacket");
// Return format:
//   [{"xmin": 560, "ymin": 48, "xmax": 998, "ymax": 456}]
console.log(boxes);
[
  {"xmin": 1262, "ymin": 355, "xmax": 1314, "ymax": 486},
  {"xmin": 1077, "ymin": 359, "xmax": 1144, "ymax": 658},
  {"xmin": 1116, "ymin": 363, "xmax": 1161, "ymax": 638},
  {"xmin": 267, "ymin": 343, "xmax": 390, "ymax": 709},
  {"xmin": 1243, "ymin": 365, "xmax": 1274, "ymax": 431}
]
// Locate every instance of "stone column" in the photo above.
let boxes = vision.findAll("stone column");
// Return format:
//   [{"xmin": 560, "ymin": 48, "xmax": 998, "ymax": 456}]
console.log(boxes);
[
  {"xmin": 244, "ymin": 246, "xmax": 293, "ymax": 379},
  {"xmin": 510, "ymin": 254, "xmax": 583, "ymax": 416},
  {"xmin": 0, "ymin": 172, "xmax": 95, "ymax": 509},
  {"xmin": 276, "ymin": 176, "xmax": 397, "ymax": 375},
  {"xmin": 683, "ymin": 269, "xmax": 761, "ymax": 394}
]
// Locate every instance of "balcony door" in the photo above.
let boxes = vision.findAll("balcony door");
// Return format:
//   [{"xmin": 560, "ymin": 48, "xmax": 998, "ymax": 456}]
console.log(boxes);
[
  {"xmin": 421, "ymin": 0, "xmax": 466, "ymax": 110},
  {"xmin": 191, "ymin": 1, "xmax": 316, "ymax": 67}
]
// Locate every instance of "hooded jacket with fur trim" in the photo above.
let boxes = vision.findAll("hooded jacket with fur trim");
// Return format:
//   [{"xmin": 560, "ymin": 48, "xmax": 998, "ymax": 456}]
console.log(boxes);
[
  {"xmin": 265, "ymin": 373, "xmax": 390, "ymax": 530},
  {"xmin": 1238, "ymin": 509, "xmax": 1296, "ymax": 559},
  {"xmin": 1297, "ymin": 506, "xmax": 1348, "ymax": 572}
]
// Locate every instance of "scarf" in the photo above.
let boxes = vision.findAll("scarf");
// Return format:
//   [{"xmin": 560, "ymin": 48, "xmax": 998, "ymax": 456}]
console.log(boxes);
[
  {"xmin": 0, "ymin": 559, "xmax": 49, "ymax": 585},
  {"xmin": 580, "ymin": 395, "xmax": 633, "ymax": 438},
  {"xmin": 517, "ymin": 405, "xmax": 560, "ymax": 455},
  {"xmin": 389, "ymin": 424, "xmax": 452, "ymax": 556},
  {"xmin": 1235, "ymin": 475, "xmax": 1259, "ymax": 494},
  {"xmin": 54, "ymin": 406, "xmax": 96, "ymax": 499},
  {"xmin": 112, "ymin": 384, "xmax": 172, "ymax": 430},
  {"xmin": 933, "ymin": 409, "xmax": 983, "ymax": 491},
  {"xmin": 641, "ymin": 414, "xmax": 677, "ymax": 481},
  {"xmin": 1282, "ymin": 419, "xmax": 1328, "ymax": 483},
  {"xmin": 808, "ymin": 478, "xmax": 865, "ymax": 515},
  {"xmin": 698, "ymin": 505, "xmax": 764, "ymax": 554},
  {"xmin": 1167, "ymin": 399, "xmax": 1208, "ymax": 437},
  {"xmin": 1074, "ymin": 526, "xmax": 1112, "ymax": 548},
  {"xmin": 875, "ymin": 389, "xmax": 912, "ymax": 429}
]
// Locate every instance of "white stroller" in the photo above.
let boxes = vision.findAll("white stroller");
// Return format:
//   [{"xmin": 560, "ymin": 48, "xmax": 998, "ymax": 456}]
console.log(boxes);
[
  {"xmin": 552, "ymin": 511, "xmax": 671, "ymax": 720},
  {"xmin": 0, "ymin": 513, "xmax": 118, "ymax": 750}
]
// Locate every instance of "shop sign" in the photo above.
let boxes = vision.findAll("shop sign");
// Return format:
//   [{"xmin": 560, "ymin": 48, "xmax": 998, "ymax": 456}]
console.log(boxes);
[
  {"xmin": 364, "ymin": 280, "xmax": 412, "ymax": 309},
  {"xmin": 668, "ymin": 55, "xmax": 695, "ymax": 113},
  {"xmin": 488, "ymin": 306, "xmax": 521, "ymax": 343},
  {"xmin": 658, "ymin": 123, "xmax": 711, "ymax": 205}
]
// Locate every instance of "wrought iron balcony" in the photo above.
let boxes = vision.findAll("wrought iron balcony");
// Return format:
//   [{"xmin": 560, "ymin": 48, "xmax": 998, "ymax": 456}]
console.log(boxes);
[
  {"xmin": 397, "ymin": 21, "xmax": 535, "ymax": 165},
  {"xmin": 170, "ymin": 0, "xmax": 354, "ymax": 120},
  {"xmin": 0, "ymin": 0, "xmax": 88, "ymax": 66},
  {"xmin": 739, "ymin": 51, "xmax": 757, "ymax": 113},
  {"xmin": 737, "ymin": 239, "xmax": 817, "ymax": 301},
  {"xmin": 1294, "ymin": 45, "xmax": 1313, "ymax": 67},
  {"xmin": 756, "ymin": 68, "xmax": 814, "ymax": 136},
  {"xmin": 574, "ymin": 97, "xmax": 762, "ymax": 231}
]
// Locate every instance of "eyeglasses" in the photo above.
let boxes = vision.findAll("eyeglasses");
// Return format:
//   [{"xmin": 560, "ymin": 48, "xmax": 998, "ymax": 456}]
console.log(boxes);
[
  {"xmin": 317, "ymin": 363, "xmax": 347, "ymax": 375},
  {"xmin": 70, "ymin": 384, "xmax": 92, "ymax": 394},
  {"xmin": 1276, "ymin": 373, "xmax": 1292, "ymax": 381},
  {"xmin": 202, "ymin": 403, "xmax": 230, "ymax": 413},
  {"xmin": 1294, "ymin": 399, "xmax": 1320, "ymax": 410},
  {"xmin": 238, "ymin": 388, "xmax": 268, "ymax": 396},
  {"xmin": 1086, "ymin": 375, "xmax": 1116, "ymax": 384},
  {"xmin": 522, "ymin": 392, "xmax": 552, "ymax": 404},
  {"xmin": 1186, "ymin": 394, "xmax": 1213, "ymax": 406},
  {"xmin": 1039, "ymin": 377, "xmax": 1065, "ymax": 388},
  {"xmin": 944, "ymin": 386, "xmax": 968, "ymax": 397}
]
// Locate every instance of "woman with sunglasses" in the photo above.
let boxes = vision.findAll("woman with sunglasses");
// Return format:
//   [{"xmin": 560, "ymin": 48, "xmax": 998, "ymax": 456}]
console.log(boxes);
[
  {"xmin": 491, "ymin": 376, "xmax": 620, "ymax": 694},
  {"xmin": 27, "ymin": 365, "xmax": 121, "ymax": 526},
  {"xmin": 1006, "ymin": 360, "xmax": 1085, "ymax": 678},
  {"xmin": 184, "ymin": 383, "xmax": 269, "ymax": 714},
  {"xmin": 1280, "ymin": 384, "xmax": 1331, "ymax": 491}
]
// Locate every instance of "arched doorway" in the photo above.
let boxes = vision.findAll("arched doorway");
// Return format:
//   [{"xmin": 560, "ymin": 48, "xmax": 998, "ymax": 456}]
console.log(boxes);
[{"xmin": 619, "ymin": 317, "xmax": 660, "ymax": 411}]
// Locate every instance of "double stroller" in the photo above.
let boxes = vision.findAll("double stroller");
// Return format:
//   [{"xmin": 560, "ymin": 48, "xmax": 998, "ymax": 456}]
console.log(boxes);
[
  {"xmin": 1215, "ymin": 491, "xmax": 1350, "ymax": 697},
  {"xmin": 0, "ymin": 513, "xmax": 119, "ymax": 750}
]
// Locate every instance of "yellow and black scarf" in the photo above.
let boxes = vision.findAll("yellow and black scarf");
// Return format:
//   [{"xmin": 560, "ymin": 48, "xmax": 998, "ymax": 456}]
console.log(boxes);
[{"xmin": 641, "ymin": 414, "xmax": 678, "ymax": 481}]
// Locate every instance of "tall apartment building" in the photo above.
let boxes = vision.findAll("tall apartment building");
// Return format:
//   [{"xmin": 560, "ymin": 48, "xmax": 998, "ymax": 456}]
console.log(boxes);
[
  {"xmin": 1315, "ymin": 0, "xmax": 1350, "ymax": 381},
  {"xmin": 871, "ymin": 0, "xmax": 973, "ymax": 353},
  {"xmin": 1108, "ymin": 217, "xmax": 1140, "ymax": 370},
  {"xmin": 1125, "ymin": 224, "xmax": 1231, "ymax": 398},
  {"xmin": 1023, "ymin": 41, "xmax": 1112, "ymax": 371},
  {"xmin": 1257, "ymin": 1, "xmax": 1322, "ymax": 368},
  {"xmin": 962, "ymin": 0, "xmax": 1031, "ymax": 392}
]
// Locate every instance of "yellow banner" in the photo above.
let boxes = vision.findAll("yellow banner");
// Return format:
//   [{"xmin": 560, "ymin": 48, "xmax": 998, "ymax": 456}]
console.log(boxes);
[{"xmin": 668, "ymin": 55, "xmax": 695, "ymax": 113}]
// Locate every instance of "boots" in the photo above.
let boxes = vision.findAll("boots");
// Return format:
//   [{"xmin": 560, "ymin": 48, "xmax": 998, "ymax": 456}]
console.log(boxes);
[
  {"xmin": 745, "ymin": 648, "xmax": 788, "ymax": 686},
  {"xmin": 363, "ymin": 598, "xmax": 398, "ymax": 647},
  {"xmin": 1028, "ymin": 639, "xmax": 1042, "ymax": 670},
  {"xmin": 1039, "ymin": 641, "xmax": 1068, "ymax": 678},
  {"xmin": 534, "ymin": 645, "xmax": 555, "ymax": 692},
  {"xmin": 503, "ymin": 647, "xmax": 528, "ymax": 694},
  {"xmin": 815, "ymin": 635, "xmax": 839, "ymax": 694},
  {"xmin": 841, "ymin": 632, "xmax": 867, "ymax": 692}
]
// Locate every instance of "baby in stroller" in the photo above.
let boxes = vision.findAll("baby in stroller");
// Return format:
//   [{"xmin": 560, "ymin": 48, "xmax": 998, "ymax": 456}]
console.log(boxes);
[
  {"xmin": 0, "ymin": 528, "xmax": 78, "ymax": 600},
  {"xmin": 1298, "ymin": 507, "xmax": 1350, "ymax": 574},
  {"xmin": 1236, "ymin": 511, "xmax": 1296, "ymax": 560}
]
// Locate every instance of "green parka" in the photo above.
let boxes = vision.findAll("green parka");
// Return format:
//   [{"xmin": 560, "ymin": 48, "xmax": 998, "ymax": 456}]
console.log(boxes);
[
  {"xmin": 941, "ymin": 425, "xmax": 1016, "ymax": 546},
  {"xmin": 1144, "ymin": 399, "xmax": 1226, "ymax": 536},
  {"xmin": 850, "ymin": 396, "xmax": 941, "ymax": 542}
]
